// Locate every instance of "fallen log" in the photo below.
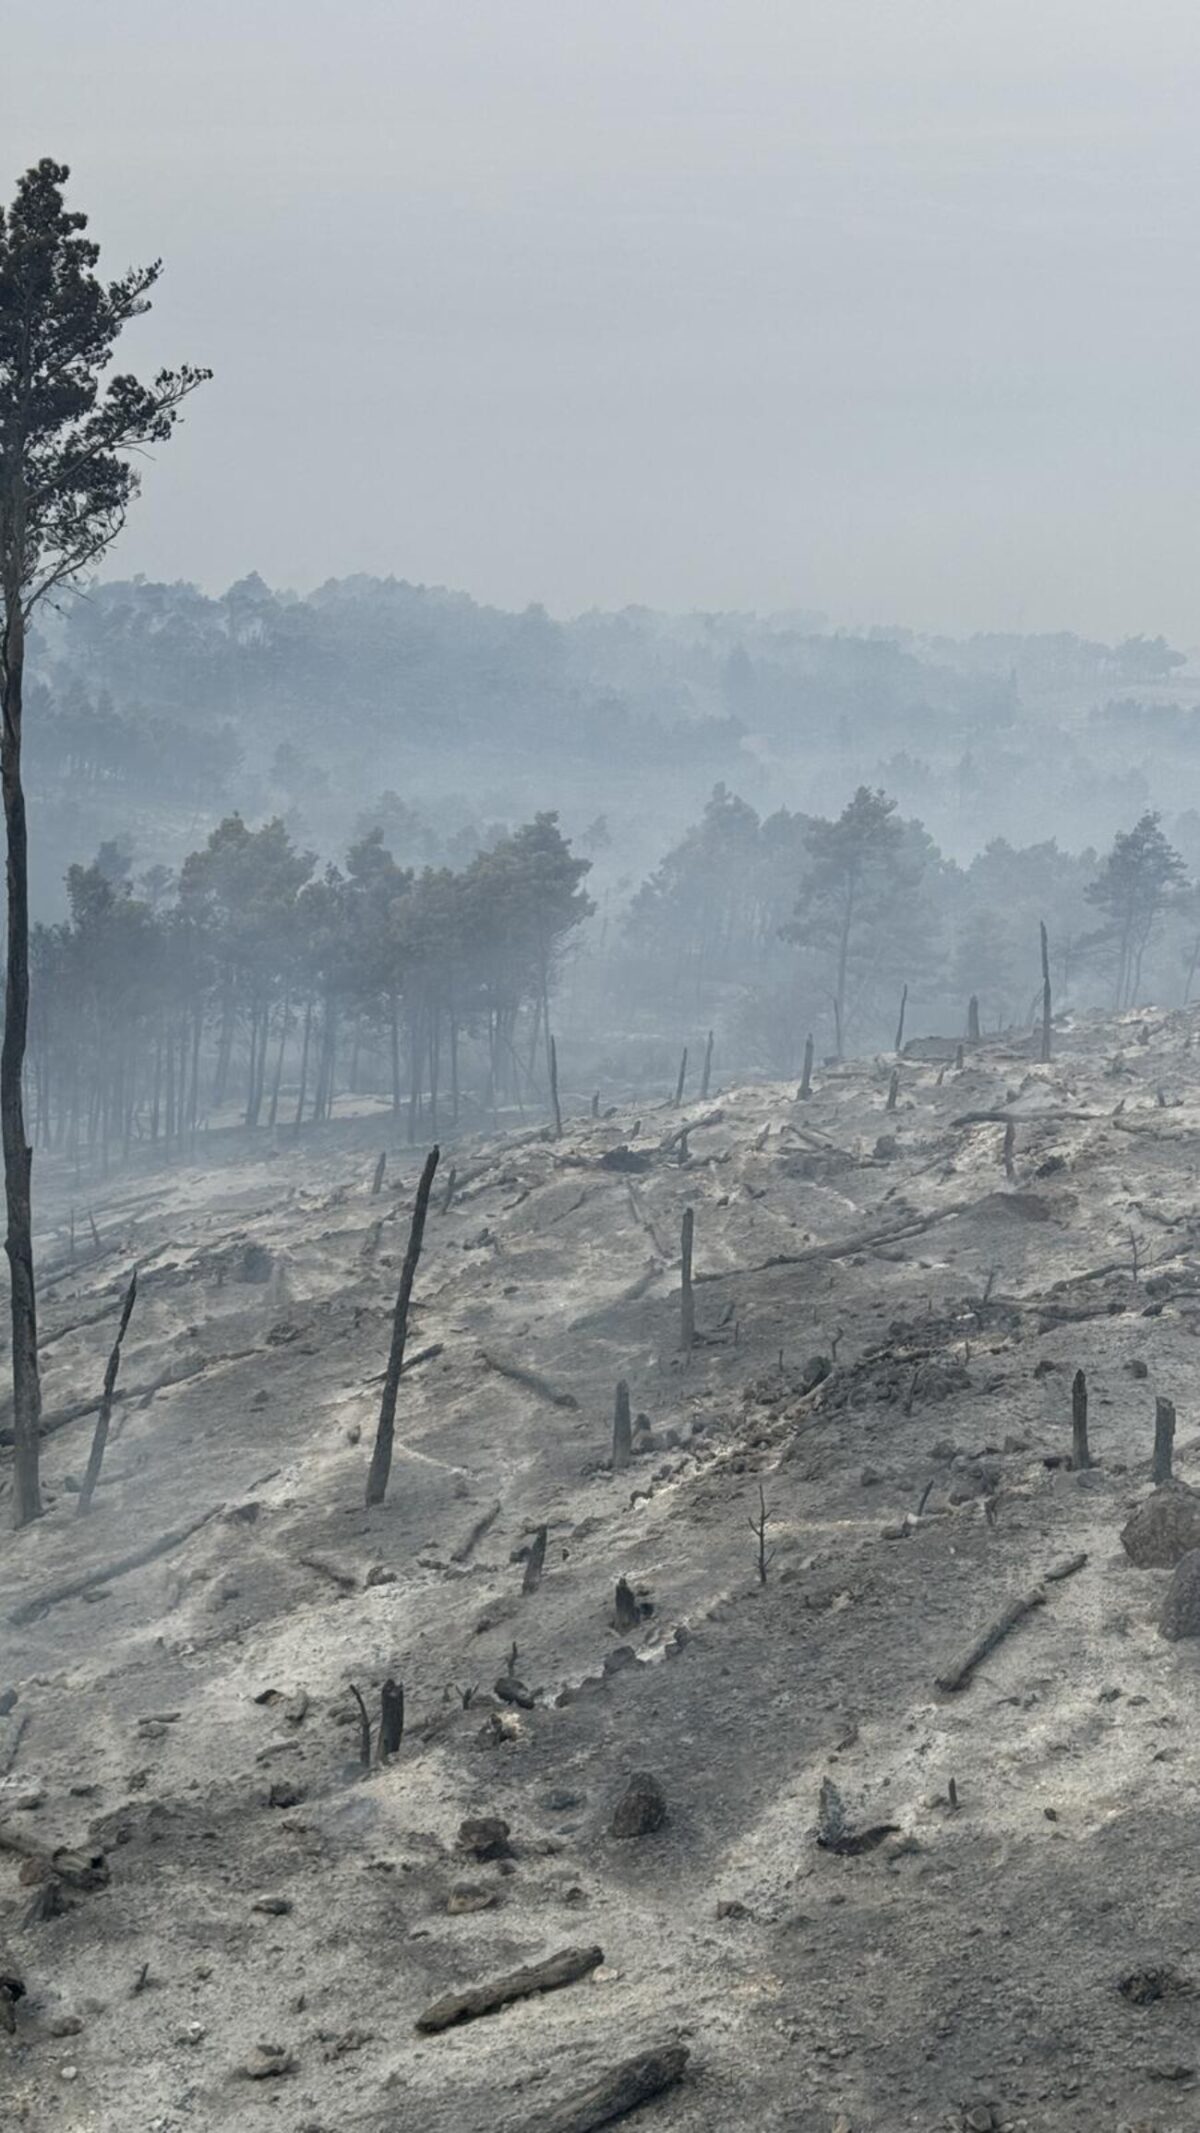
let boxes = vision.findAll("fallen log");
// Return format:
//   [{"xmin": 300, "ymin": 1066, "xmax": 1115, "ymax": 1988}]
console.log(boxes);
[
  {"xmin": 935, "ymin": 1552, "xmax": 1087, "ymax": 1693},
  {"xmin": 693, "ymin": 1199, "xmax": 976, "ymax": 1285},
  {"xmin": 9, "ymin": 1505, "xmax": 224, "ymax": 1628},
  {"xmin": 526, "ymin": 2041, "xmax": 690, "ymax": 2133},
  {"xmin": 481, "ymin": 1352, "xmax": 578, "ymax": 1410},
  {"xmin": 415, "ymin": 1943, "xmax": 602, "ymax": 2034}
]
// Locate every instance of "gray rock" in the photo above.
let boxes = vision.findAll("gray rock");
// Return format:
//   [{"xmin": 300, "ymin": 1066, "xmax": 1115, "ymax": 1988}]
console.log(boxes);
[
  {"xmin": 611, "ymin": 1771, "xmax": 667, "ymax": 1838},
  {"xmin": 1122, "ymin": 1485, "xmax": 1200, "ymax": 1569},
  {"xmin": 1160, "ymin": 1548, "xmax": 1200, "ymax": 1640}
]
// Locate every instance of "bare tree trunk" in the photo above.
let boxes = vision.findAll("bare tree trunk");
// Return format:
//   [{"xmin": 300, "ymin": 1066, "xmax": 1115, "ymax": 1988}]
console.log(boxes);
[
  {"xmin": 798, "ymin": 1033, "xmax": 814, "ymax": 1101},
  {"xmin": 700, "ymin": 1028, "xmax": 714, "ymax": 1100},
  {"xmin": 389, "ymin": 992, "xmax": 401, "ymax": 1117},
  {"xmin": 1, "ymin": 600, "xmax": 42, "ymax": 1525},
  {"xmin": 1071, "ymin": 1368, "xmax": 1090, "ymax": 1470},
  {"xmin": 895, "ymin": 983, "xmax": 907, "ymax": 1054},
  {"xmin": 366, "ymin": 1144, "xmax": 440, "ymax": 1507},
  {"xmin": 1039, "ymin": 920, "xmax": 1052, "ymax": 1064},
  {"xmin": 680, "ymin": 1206, "xmax": 695, "ymax": 1354},
  {"xmin": 267, "ymin": 993, "xmax": 288, "ymax": 1128},
  {"xmin": 673, "ymin": 1046, "xmax": 688, "ymax": 1107},
  {"xmin": 549, "ymin": 1034, "xmax": 562, "ymax": 1137},
  {"xmin": 967, "ymin": 995, "xmax": 981, "ymax": 1042},
  {"xmin": 293, "ymin": 996, "xmax": 313, "ymax": 1135}
]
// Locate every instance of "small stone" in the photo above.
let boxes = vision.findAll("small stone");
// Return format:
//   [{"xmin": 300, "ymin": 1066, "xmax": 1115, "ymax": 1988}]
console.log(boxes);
[
  {"xmin": 344, "ymin": 1424, "xmax": 362, "ymax": 1446},
  {"xmin": 1126, "ymin": 1358, "xmax": 1150, "ymax": 1379},
  {"xmin": 364, "ymin": 1564, "xmax": 397, "ymax": 1587},
  {"xmin": 611, "ymin": 1771, "xmax": 667, "ymax": 1838},
  {"xmin": 266, "ymin": 1781, "xmax": 305, "ymax": 1809},
  {"xmin": 252, "ymin": 1896, "xmax": 293, "ymax": 1915},
  {"xmin": 603, "ymin": 1646, "xmax": 636, "ymax": 1675},
  {"xmin": 48, "ymin": 2015, "xmax": 83, "ymax": 2037},
  {"xmin": 238, "ymin": 2042, "xmax": 296, "ymax": 2079},
  {"xmin": 60, "ymin": 2065, "xmax": 79, "ymax": 2082},
  {"xmin": 717, "ymin": 1898, "xmax": 750, "ymax": 1920},
  {"xmin": 860, "ymin": 1466, "xmax": 883, "ymax": 1487},
  {"xmin": 446, "ymin": 1883, "xmax": 499, "ymax": 1914}
]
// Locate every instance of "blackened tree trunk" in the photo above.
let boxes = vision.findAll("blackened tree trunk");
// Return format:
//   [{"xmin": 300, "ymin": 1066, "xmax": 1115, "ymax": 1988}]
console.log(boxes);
[
  {"xmin": 1039, "ymin": 919, "xmax": 1052, "ymax": 1064},
  {"xmin": 1, "ymin": 599, "xmax": 42, "ymax": 1524},
  {"xmin": 366, "ymin": 1144, "xmax": 440, "ymax": 1507}
]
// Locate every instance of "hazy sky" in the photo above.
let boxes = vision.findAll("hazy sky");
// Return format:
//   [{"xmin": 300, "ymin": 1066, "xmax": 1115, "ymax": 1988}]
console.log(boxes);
[{"xmin": 7, "ymin": 1, "xmax": 1200, "ymax": 639}]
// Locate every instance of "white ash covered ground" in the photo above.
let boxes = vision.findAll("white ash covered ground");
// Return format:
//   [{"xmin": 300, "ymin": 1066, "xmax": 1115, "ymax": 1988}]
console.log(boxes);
[{"xmin": 4, "ymin": 1011, "xmax": 1200, "ymax": 2132}]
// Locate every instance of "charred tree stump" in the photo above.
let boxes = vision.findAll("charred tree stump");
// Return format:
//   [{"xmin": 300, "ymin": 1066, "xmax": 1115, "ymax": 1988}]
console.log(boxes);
[
  {"xmin": 76, "ymin": 1270, "xmax": 139, "ymax": 1516},
  {"xmin": 798, "ymin": 1033, "xmax": 814, "ymax": 1101},
  {"xmin": 673, "ymin": 1046, "xmax": 688, "ymax": 1107},
  {"xmin": 1003, "ymin": 1121, "xmax": 1015, "ymax": 1180},
  {"xmin": 591, "ymin": 1090, "xmax": 600, "ymax": 1118},
  {"xmin": 365, "ymin": 1144, "xmax": 439, "ymax": 1507},
  {"xmin": 967, "ymin": 995, "xmax": 981, "ymax": 1043},
  {"xmin": 1071, "ymin": 1368, "xmax": 1091, "ymax": 1470},
  {"xmin": 895, "ymin": 983, "xmax": 908, "ymax": 1054},
  {"xmin": 680, "ymin": 1207, "xmax": 695, "ymax": 1353},
  {"xmin": 1040, "ymin": 919, "xmax": 1052, "ymax": 1064},
  {"xmin": 955, "ymin": 1042, "xmax": 965, "ymax": 1070},
  {"xmin": 700, "ymin": 1028, "xmax": 714, "ymax": 1100},
  {"xmin": 614, "ymin": 1576, "xmax": 640, "ymax": 1632},
  {"xmin": 549, "ymin": 1035, "xmax": 563, "ymax": 1139},
  {"xmin": 885, "ymin": 1068, "xmax": 899, "ymax": 1114},
  {"xmin": 1154, "ymin": 1396, "xmax": 1176, "ymax": 1485},
  {"xmin": 371, "ymin": 1149, "xmax": 387, "ymax": 1196},
  {"xmin": 612, "ymin": 1380, "xmax": 632, "ymax": 1471},
  {"xmin": 522, "ymin": 1524, "xmax": 548, "ymax": 1594},
  {"xmin": 379, "ymin": 1677, "xmax": 404, "ymax": 1761}
]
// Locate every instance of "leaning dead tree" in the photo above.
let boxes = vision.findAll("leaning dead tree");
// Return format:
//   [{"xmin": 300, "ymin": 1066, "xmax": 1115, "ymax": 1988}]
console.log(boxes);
[
  {"xmin": 1153, "ymin": 1395, "xmax": 1176, "ymax": 1485},
  {"xmin": 680, "ymin": 1207, "xmax": 695, "ymax": 1353},
  {"xmin": 1039, "ymin": 919, "xmax": 1052, "ymax": 1064},
  {"xmin": 895, "ymin": 983, "xmax": 908, "ymax": 1054},
  {"xmin": 76, "ymin": 1268, "xmax": 138, "ymax": 1515},
  {"xmin": 371, "ymin": 1149, "xmax": 387, "ymax": 1195},
  {"xmin": 365, "ymin": 1144, "xmax": 440, "ymax": 1506}
]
